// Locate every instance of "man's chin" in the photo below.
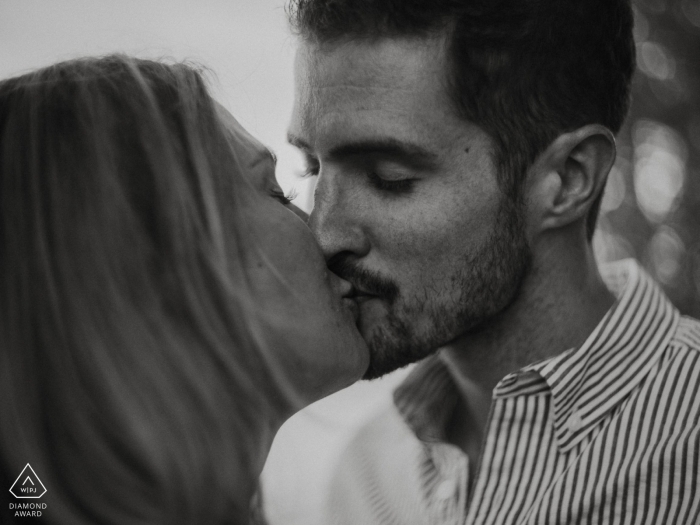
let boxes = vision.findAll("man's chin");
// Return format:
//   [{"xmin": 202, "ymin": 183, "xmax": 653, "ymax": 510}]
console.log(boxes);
[
  {"xmin": 360, "ymin": 325, "xmax": 438, "ymax": 380},
  {"xmin": 355, "ymin": 299, "xmax": 442, "ymax": 379},
  {"xmin": 361, "ymin": 349, "xmax": 435, "ymax": 380},
  {"xmin": 362, "ymin": 358, "xmax": 400, "ymax": 381}
]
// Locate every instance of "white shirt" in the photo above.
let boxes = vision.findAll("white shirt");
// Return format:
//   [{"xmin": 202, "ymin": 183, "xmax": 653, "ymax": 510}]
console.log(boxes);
[{"xmin": 324, "ymin": 260, "xmax": 700, "ymax": 524}]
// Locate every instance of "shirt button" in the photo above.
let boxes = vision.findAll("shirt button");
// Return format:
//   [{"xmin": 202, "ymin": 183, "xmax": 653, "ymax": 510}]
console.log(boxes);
[
  {"xmin": 435, "ymin": 479, "xmax": 457, "ymax": 501},
  {"xmin": 567, "ymin": 412, "xmax": 583, "ymax": 432},
  {"xmin": 500, "ymin": 373, "xmax": 518, "ymax": 387}
]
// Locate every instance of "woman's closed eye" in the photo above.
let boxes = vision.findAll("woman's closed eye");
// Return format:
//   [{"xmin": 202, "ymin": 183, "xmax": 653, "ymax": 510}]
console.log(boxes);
[{"xmin": 269, "ymin": 188, "xmax": 297, "ymax": 206}]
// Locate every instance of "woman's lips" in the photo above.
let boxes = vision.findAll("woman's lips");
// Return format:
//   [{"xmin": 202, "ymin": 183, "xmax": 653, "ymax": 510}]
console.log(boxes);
[
  {"xmin": 338, "ymin": 281, "xmax": 379, "ymax": 323},
  {"xmin": 342, "ymin": 296, "xmax": 360, "ymax": 322}
]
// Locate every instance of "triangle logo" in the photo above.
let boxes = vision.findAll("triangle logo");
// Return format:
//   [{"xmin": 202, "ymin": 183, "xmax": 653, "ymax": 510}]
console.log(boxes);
[{"xmin": 9, "ymin": 464, "xmax": 47, "ymax": 499}]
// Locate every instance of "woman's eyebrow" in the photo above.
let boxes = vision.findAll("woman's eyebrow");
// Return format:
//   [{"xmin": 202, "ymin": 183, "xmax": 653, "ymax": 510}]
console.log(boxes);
[{"xmin": 248, "ymin": 148, "xmax": 278, "ymax": 169}]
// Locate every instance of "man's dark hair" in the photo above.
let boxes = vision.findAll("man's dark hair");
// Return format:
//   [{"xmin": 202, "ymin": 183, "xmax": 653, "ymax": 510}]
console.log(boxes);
[{"xmin": 287, "ymin": 0, "xmax": 636, "ymax": 239}]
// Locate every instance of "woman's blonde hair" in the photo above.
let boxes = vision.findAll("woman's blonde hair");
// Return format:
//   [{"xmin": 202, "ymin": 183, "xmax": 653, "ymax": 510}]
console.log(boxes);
[{"xmin": 0, "ymin": 55, "xmax": 281, "ymax": 524}]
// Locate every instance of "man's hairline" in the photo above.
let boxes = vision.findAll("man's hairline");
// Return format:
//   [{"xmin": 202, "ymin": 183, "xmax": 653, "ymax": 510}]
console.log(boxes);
[{"xmin": 291, "ymin": 29, "xmax": 502, "ymax": 160}]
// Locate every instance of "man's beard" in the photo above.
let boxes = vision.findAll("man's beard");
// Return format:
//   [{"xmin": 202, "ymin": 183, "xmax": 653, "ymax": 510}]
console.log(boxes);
[{"xmin": 329, "ymin": 194, "xmax": 532, "ymax": 380}]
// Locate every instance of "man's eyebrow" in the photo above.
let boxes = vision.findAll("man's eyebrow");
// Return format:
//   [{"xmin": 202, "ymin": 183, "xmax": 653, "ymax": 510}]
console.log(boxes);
[
  {"xmin": 287, "ymin": 133, "xmax": 309, "ymax": 152},
  {"xmin": 287, "ymin": 134, "xmax": 439, "ymax": 167}
]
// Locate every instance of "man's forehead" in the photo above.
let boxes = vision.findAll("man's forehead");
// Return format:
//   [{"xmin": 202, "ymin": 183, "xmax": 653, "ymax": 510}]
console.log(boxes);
[
  {"xmin": 290, "ymin": 37, "xmax": 460, "ymax": 153},
  {"xmin": 295, "ymin": 36, "xmax": 448, "ymax": 93}
]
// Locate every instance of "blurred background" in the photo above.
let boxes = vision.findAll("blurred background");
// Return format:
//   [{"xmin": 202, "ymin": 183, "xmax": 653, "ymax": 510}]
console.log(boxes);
[
  {"xmin": 1, "ymin": 1, "xmax": 698, "ymax": 524},
  {"xmin": 595, "ymin": 0, "xmax": 700, "ymax": 320}
]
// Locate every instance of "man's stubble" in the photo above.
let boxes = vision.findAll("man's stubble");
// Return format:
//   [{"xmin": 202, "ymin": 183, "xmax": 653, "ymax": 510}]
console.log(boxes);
[{"xmin": 360, "ymin": 194, "xmax": 532, "ymax": 379}]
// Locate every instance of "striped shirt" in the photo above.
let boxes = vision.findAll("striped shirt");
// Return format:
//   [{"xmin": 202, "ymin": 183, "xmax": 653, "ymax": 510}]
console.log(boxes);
[{"xmin": 324, "ymin": 259, "xmax": 700, "ymax": 524}]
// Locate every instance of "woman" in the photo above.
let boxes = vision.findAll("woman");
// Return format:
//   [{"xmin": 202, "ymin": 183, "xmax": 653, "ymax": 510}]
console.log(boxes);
[{"xmin": 0, "ymin": 55, "xmax": 368, "ymax": 524}]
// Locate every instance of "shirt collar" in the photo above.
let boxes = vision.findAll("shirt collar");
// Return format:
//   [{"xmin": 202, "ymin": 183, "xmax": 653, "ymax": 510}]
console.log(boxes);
[
  {"xmin": 393, "ymin": 259, "xmax": 680, "ymax": 453},
  {"xmin": 394, "ymin": 355, "xmax": 459, "ymax": 443},
  {"xmin": 530, "ymin": 258, "xmax": 680, "ymax": 451}
]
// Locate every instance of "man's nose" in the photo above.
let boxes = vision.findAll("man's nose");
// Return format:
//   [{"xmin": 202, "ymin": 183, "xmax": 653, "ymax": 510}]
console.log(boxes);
[{"xmin": 308, "ymin": 171, "xmax": 369, "ymax": 262}]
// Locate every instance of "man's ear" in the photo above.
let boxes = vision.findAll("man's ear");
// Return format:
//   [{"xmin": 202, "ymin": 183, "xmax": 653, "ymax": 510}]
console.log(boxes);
[{"xmin": 528, "ymin": 124, "xmax": 616, "ymax": 234}]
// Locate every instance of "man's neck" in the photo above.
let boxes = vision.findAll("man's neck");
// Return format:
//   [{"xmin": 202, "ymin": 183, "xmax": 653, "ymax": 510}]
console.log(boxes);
[{"xmin": 439, "ymin": 242, "xmax": 615, "ymax": 464}]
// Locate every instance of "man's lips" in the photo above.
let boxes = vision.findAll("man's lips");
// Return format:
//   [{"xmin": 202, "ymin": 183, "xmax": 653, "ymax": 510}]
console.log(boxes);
[
  {"xmin": 353, "ymin": 294, "xmax": 376, "ymax": 304},
  {"xmin": 341, "ymin": 285, "xmax": 379, "ymax": 320},
  {"xmin": 344, "ymin": 286, "xmax": 379, "ymax": 302}
]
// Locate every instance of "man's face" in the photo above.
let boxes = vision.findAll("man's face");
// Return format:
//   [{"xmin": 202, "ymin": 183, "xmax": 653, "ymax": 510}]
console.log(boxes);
[{"xmin": 289, "ymin": 37, "xmax": 531, "ymax": 379}]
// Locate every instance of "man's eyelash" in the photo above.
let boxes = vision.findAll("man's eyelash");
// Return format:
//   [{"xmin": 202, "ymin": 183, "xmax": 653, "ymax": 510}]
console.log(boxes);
[
  {"xmin": 367, "ymin": 172, "xmax": 413, "ymax": 194},
  {"xmin": 298, "ymin": 158, "xmax": 320, "ymax": 179},
  {"xmin": 294, "ymin": 161, "xmax": 412, "ymax": 193},
  {"xmin": 298, "ymin": 168, "xmax": 319, "ymax": 179}
]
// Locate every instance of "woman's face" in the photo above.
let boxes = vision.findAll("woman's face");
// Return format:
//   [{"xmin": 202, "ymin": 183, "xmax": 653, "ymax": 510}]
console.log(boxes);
[{"xmin": 218, "ymin": 109, "xmax": 369, "ymax": 405}]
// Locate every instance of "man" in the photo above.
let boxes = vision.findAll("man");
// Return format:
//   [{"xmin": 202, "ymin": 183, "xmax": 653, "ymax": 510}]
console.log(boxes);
[{"xmin": 286, "ymin": 0, "xmax": 700, "ymax": 523}]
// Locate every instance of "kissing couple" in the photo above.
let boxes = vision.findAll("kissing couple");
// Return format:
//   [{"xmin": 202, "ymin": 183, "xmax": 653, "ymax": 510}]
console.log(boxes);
[{"xmin": 2, "ymin": 1, "xmax": 699, "ymax": 524}]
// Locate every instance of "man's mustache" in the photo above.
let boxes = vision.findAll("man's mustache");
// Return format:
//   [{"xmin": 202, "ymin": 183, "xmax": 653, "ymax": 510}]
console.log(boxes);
[{"xmin": 327, "ymin": 255, "xmax": 399, "ymax": 303}]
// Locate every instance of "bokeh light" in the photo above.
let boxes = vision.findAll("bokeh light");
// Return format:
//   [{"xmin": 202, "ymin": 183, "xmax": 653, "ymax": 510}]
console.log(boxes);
[
  {"xmin": 632, "ymin": 119, "xmax": 688, "ymax": 224},
  {"xmin": 594, "ymin": 223, "xmax": 636, "ymax": 265},
  {"xmin": 638, "ymin": 41, "xmax": 676, "ymax": 81},
  {"xmin": 633, "ymin": 8, "xmax": 650, "ymax": 41},
  {"xmin": 645, "ymin": 225, "xmax": 686, "ymax": 286},
  {"xmin": 681, "ymin": 0, "xmax": 700, "ymax": 29}
]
